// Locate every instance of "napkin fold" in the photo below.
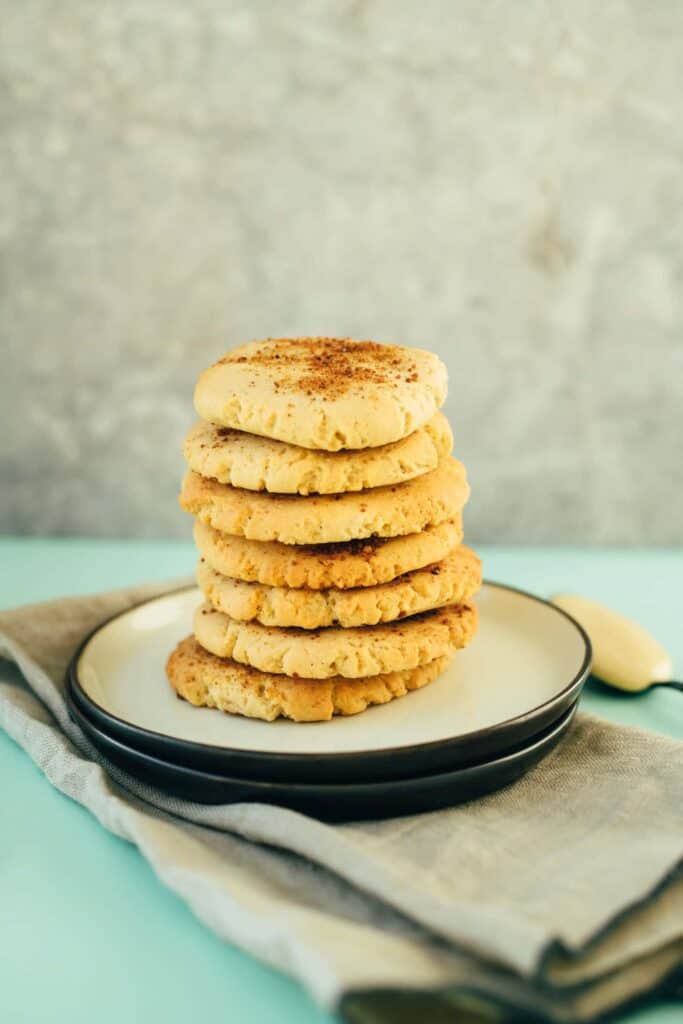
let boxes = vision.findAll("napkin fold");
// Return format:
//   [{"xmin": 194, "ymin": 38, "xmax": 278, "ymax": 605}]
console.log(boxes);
[{"xmin": 1, "ymin": 581, "xmax": 681, "ymax": 1022}]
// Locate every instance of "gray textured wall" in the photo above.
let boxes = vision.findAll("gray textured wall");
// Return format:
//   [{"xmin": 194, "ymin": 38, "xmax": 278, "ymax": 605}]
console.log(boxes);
[{"xmin": 2, "ymin": 1, "xmax": 682, "ymax": 543}]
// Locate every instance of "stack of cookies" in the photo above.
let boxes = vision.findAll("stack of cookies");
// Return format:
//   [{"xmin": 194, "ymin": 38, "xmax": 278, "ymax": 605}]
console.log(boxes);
[{"xmin": 167, "ymin": 338, "xmax": 482, "ymax": 723}]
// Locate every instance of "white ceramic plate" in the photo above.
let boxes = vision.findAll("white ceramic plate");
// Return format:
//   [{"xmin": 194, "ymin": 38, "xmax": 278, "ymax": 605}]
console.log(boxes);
[{"xmin": 69, "ymin": 583, "xmax": 590, "ymax": 782}]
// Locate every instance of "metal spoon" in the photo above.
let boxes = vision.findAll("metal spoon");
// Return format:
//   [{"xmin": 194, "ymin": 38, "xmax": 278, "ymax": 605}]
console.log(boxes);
[{"xmin": 551, "ymin": 594, "xmax": 681, "ymax": 694}]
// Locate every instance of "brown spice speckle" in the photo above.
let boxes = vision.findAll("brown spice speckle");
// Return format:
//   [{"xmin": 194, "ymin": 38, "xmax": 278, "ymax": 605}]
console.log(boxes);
[
  {"xmin": 217, "ymin": 338, "xmax": 424, "ymax": 399},
  {"xmin": 304, "ymin": 536, "xmax": 387, "ymax": 559}
]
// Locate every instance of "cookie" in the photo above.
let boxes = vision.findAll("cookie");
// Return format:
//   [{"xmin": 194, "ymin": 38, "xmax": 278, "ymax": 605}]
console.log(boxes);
[
  {"xmin": 193, "ymin": 338, "xmax": 448, "ymax": 450},
  {"xmin": 194, "ymin": 517, "xmax": 463, "ymax": 590},
  {"xmin": 180, "ymin": 457, "xmax": 469, "ymax": 545},
  {"xmin": 196, "ymin": 545, "xmax": 482, "ymax": 629},
  {"xmin": 167, "ymin": 636, "xmax": 453, "ymax": 723},
  {"xmin": 183, "ymin": 412, "xmax": 453, "ymax": 495},
  {"xmin": 193, "ymin": 601, "xmax": 478, "ymax": 679}
]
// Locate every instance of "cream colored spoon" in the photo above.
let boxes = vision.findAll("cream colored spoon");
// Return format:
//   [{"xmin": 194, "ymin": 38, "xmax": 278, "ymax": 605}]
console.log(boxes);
[{"xmin": 551, "ymin": 594, "xmax": 682, "ymax": 694}]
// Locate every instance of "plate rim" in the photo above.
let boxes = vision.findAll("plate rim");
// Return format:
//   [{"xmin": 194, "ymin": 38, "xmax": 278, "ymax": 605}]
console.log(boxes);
[
  {"xmin": 67, "ymin": 580, "xmax": 592, "ymax": 764},
  {"xmin": 68, "ymin": 686, "xmax": 578, "ymax": 795}
]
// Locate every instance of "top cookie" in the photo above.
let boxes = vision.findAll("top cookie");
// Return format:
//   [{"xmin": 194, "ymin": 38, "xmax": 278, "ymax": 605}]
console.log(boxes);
[{"xmin": 194, "ymin": 338, "xmax": 448, "ymax": 451}]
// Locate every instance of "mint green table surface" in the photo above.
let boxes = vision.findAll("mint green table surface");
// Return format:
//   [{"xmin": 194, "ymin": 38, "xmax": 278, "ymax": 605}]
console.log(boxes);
[{"xmin": 1, "ymin": 539, "xmax": 681, "ymax": 1024}]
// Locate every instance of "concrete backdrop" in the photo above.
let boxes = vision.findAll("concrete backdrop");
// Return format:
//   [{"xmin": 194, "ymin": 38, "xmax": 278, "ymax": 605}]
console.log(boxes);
[{"xmin": 2, "ymin": 1, "xmax": 681, "ymax": 543}]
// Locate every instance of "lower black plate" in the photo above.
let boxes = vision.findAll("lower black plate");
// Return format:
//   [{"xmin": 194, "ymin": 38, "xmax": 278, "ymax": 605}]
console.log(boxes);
[{"xmin": 67, "ymin": 692, "xmax": 577, "ymax": 822}]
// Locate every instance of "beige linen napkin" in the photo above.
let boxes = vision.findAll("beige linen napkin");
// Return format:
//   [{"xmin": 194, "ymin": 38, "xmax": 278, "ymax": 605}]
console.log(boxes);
[{"xmin": 0, "ymin": 581, "xmax": 681, "ymax": 1022}]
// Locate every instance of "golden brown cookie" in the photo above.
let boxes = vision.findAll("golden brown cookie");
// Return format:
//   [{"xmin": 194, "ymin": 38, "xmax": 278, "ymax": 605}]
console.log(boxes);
[
  {"xmin": 193, "ymin": 601, "xmax": 478, "ymax": 679},
  {"xmin": 194, "ymin": 337, "xmax": 448, "ymax": 451},
  {"xmin": 180, "ymin": 457, "xmax": 469, "ymax": 545},
  {"xmin": 167, "ymin": 636, "xmax": 453, "ymax": 722},
  {"xmin": 183, "ymin": 412, "xmax": 453, "ymax": 494},
  {"xmin": 193, "ymin": 518, "xmax": 463, "ymax": 590},
  {"xmin": 196, "ymin": 545, "xmax": 482, "ymax": 629}
]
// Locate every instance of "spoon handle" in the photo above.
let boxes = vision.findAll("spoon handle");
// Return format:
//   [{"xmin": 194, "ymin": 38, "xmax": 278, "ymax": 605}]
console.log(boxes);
[{"xmin": 651, "ymin": 680, "xmax": 683, "ymax": 693}]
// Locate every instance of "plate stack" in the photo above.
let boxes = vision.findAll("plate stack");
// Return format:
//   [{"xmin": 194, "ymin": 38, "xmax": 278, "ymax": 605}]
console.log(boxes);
[
  {"xmin": 171, "ymin": 337, "xmax": 481, "ymax": 725},
  {"xmin": 66, "ymin": 339, "xmax": 591, "ymax": 820}
]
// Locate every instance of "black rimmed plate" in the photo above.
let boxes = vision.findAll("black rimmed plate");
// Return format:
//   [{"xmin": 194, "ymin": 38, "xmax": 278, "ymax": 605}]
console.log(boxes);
[
  {"xmin": 67, "ymin": 692, "xmax": 577, "ymax": 820},
  {"xmin": 67, "ymin": 583, "xmax": 590, "ymax": 783}
]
